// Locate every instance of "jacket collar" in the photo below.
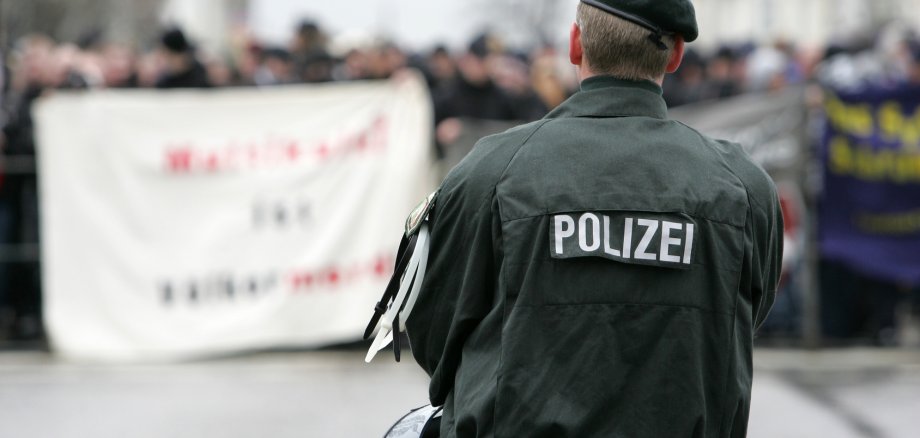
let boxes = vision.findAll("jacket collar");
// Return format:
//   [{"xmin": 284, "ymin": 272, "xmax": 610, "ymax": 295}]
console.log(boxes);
[{"xmin": 546, "ymin": 75, "xmax": 668, "ymax": 120}]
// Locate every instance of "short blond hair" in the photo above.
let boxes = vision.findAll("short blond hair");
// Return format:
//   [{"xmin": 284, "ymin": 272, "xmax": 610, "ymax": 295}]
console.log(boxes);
[{"xmin": 577, "ymin": 2, "xmax": 675, "ymax": 81}]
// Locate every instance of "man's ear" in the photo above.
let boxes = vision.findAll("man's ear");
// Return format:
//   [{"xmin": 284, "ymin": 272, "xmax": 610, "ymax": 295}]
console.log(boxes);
[
  {"xmin": 569, "ymin": 22, "xmax": 583, "ymax": 67},
  {"xmin": 666, "ymin": 36, "xmax": 685, "ymax": 73}
]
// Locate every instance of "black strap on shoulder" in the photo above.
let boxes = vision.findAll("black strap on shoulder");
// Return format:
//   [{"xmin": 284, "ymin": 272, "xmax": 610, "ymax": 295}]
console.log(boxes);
[
  {"xmin": 363, "ymin": 232, "xmax": 418, "ymax": 340},
  {"xmin": 392, "ymin": 313, "xmax": 401, "ymax": 362}
]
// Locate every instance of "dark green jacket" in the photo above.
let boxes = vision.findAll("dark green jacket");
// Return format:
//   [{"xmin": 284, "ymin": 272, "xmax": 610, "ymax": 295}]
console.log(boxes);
[{"xmin": 406, "ymin": 76, "xmax": 783, "ymax": 438}]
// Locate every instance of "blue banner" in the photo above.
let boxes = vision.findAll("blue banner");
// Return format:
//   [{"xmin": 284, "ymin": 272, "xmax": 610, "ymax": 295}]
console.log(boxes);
[{"xmin": 820, "ymin": 84, "xmax": 920, "ymax": 284}]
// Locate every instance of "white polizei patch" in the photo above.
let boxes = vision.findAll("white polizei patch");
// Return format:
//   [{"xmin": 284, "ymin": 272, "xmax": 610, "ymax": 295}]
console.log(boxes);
[
  {"xmin": 555, "ymin": 215, "xmax": 575, "ymax": 255},
  {"xmin": 579, "ymin": 213, "xmax": 602, "ymax": 252},
  {"xmin": 634, "ymin": 219, "xmax": 659, "ymax": 261},
  {"xmin": 683, "ymin": 223, "xmax": 695, "ymax": 265},
  {"xmin": 603, "ymin": 215, "xmax": 621, "ymax": 257},
  {"xmin": 550, "ymin": 212, "xmax": 696, "ymax": 269},
  {"xmin": 623, "ymin": 217, "xmax": 634, "ymax": 259},
  {"xmin": 660, "ymin": 221, "xmax": 683, "ymax": 263}
]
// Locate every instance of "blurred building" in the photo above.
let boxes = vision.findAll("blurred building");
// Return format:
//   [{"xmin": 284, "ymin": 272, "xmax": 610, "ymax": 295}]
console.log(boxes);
[
  {"xmin": 693, "ymin": 0, "xmax": 916, "ymax": 49},
  {"xmin": 6, "ymin": 0, "xmax": 920, "ymax": 55},
  {"xmin": 0, "ymin": 0, "xmax": 164, "ymax": 49},
  {"xmin": 160, "ymin": 0, "xmax": 247, "ymax": 57}
]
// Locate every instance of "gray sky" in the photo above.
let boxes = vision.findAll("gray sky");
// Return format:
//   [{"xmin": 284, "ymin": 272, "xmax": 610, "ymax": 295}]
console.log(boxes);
[{"xmin": 248, "ymin": 0, "xmax": 579, "ymax": 51}]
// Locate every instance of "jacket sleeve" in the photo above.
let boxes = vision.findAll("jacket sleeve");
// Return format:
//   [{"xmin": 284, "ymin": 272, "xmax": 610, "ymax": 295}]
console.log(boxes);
[
  {"xmin": 405, "ymin": 121, "xmax": 542, "ymax": 406},
  {"xmin": 751, "ymin": 182, "xmax": 784, "ymax": 331},
  {"xmin": 405, "ymin": 185, "xmax": 502, "ymax": 406}
]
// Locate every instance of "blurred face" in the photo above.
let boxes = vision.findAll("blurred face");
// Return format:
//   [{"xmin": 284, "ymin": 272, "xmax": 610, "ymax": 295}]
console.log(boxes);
[
  {"xmin": 303, "ymin": 61, "xmax": 333, "ymax": 82},
  {"xmin": 264, "ymin": 57, "xmax": 291, "ymax": 81},
  {"xmin": 236, "ymin": 49, "xmax": 260, "ymax": 82},
  {"xmin": 708, "ymin": 58, "xmax": 731, "ymax": 80},
  {"xmin": 344, "ymin": 50, "xmax": 369, "ymax": 80},
  {"xmin": 43, "ymin": 45, "xmax": 81, "ymax": 87},
  {"xmin": 296, "ymin": 28, "xmax": 323, "ymax": 51},
  {"xmin": 458, "ymin": 53, "xmax": 489, "ymax": 85},
  {"xmin": 680, "ymin": 63, "xmax": 704, "ymax": 84},
  {"xmin": 429, "ymin": 52, "xmax": 455, "ymax": 81},
  {"xmin": 384, "ymin": 46, "xmax": 406, "ymax": 74},
  {"xmin": 490, "ymin": 55, "xmax": 529, "ymax": 95},
  {"xmin": 102, "ymin": 45, "xmax": 136, "ymax": 87},
  {"xmin": 531, "ymin": 59, "xmax": 569, "ymax": 109},
  {"xmin": 136, "ymin": 52, "xmax": 165, "ymax": 87},
  {"xmin": 731, "ymin": 58, "xmax": 748, "ymax": 86},
  {"xmin": 368, "ymin": 49, "xmax": 388, "ymax": 79},
  {"xmin": 160, "ymin": 49, "xmax": 192, "ymax": 74},
  {"xmin": 15, "ymin": 39, "xmax": 54, "ymax": 89},
  {"xmin": 206, "ymin": 60, "xmax": 233, "ymax": 86}
]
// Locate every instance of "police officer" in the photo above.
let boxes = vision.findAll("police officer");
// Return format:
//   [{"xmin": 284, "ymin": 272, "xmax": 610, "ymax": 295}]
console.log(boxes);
[{"xmin": 404, "ymin": 1, "xmax": 783, "ymax": 436}]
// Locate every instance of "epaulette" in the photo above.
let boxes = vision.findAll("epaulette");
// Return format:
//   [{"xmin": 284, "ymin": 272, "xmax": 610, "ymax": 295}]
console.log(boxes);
[{"xmin": 364, "ymin": 190, "xmax": 438, "ymax": 363}]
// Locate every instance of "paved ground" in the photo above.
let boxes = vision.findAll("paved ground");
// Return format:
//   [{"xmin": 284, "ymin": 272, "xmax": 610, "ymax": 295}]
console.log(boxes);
[
  {"xmin": 0, "ymin": 348, "xmax": 917, "ymax": 438},
  {"xmin": 750, "ymin": 349, "xmax": 920, "ymax": 438}
]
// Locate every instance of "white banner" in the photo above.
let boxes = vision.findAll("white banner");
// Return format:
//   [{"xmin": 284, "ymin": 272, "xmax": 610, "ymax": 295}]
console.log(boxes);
[{"xmin": 35, "ymin": 75, "xmax": 434, "ymax": 361}]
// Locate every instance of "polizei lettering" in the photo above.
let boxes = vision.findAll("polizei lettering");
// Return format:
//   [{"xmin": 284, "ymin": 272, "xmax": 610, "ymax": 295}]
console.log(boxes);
[{"xmin": 550, "ymin": 212, "xmax": 696, "ymax": 269}]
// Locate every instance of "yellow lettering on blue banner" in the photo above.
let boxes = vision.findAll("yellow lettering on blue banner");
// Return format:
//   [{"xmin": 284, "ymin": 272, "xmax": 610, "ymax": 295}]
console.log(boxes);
[
  {"xmin": 828, "ymin": 135, "xmax": 920, "ymax": 182},
  {"xmin": 826, "ymin": 93, "xmax": 920, "ymax": 152},
  {"xmin": 856, "ymin": 209, "xmax": 920, "ymax": 235},
  {"xmin": 825, "ymin": 94, "xmax": 873, "ymax": 137}
]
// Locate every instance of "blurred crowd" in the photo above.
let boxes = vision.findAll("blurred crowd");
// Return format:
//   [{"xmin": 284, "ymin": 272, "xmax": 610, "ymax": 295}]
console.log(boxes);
[
  {"xmin": 0, "ymin": 18, "xmax": 830, "ymax": 342},
  {"xmin": 1, "ymin": 18, "xmax": 918, "ymax": 345},
  {"xmin": 1, "ymin": 19, "xmax": 832, "ymax": 149},
  {"xmin": 0, "ymin": 20, "xmax": 823, "ymax": 137}
]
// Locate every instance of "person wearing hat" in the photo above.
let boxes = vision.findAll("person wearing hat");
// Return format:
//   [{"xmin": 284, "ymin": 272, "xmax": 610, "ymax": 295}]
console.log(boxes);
[
  {"xmin": 155, "ymin": 28, "xmax": 211, "ymax": 89},
  {"xmin": 397, "ymin": 1, "xmax": 783, "ymax": 436}
]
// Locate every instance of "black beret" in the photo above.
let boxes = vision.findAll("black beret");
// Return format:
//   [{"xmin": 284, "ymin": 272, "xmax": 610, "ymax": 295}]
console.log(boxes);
[
  {"xmin": 580, "ymin": 0, "xmax": 698, "ymax": 43},
  {"xmin": 468, "ymin": 34, "xmax": 492, "ymax": 59},
  {"xmin": 161, "ymin": 28, "xmax": 192, "ymax": 53},
  {"xmin": 297, "ymin": 20, "xmax": 320, "ymax": 35}
]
